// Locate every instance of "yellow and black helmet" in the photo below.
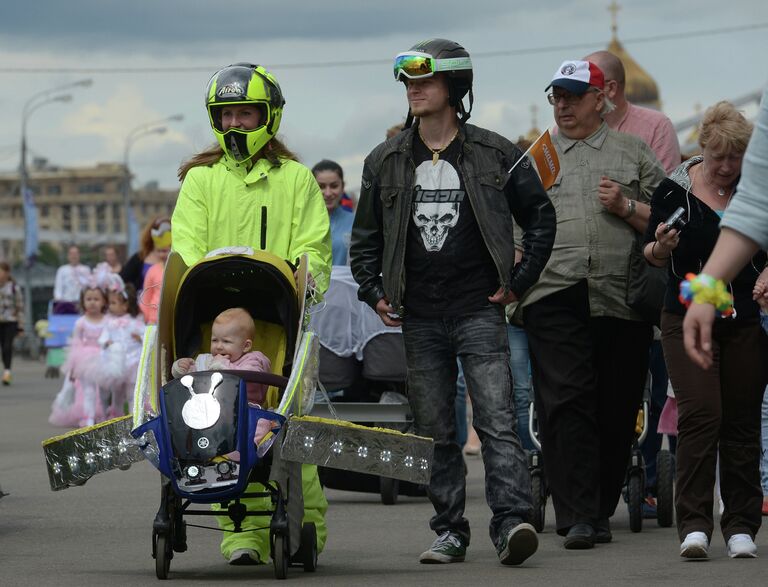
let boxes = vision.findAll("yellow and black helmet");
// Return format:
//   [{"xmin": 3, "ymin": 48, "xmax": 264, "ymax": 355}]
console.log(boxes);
[{"xmin": 205, "ymin": 63, "xmax": 285, "ymax": 162}]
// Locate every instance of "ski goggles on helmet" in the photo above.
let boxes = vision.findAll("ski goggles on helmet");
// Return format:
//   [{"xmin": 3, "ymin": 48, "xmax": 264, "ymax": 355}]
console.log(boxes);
[{"xmin": 393, "ymin": 51, "xmax": 473, "ymax": 81}]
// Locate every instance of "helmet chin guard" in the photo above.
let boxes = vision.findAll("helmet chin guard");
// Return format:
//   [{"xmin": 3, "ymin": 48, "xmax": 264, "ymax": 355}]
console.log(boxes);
[{"xmin": 206, "ymin": 63, "xmax": 285, "ymax": 162}]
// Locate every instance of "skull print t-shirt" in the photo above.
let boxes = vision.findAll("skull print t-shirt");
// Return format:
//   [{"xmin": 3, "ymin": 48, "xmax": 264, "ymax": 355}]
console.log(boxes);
[{"xmin": 404, "ymin": 132, "xmax": 498, "ymax": 318}]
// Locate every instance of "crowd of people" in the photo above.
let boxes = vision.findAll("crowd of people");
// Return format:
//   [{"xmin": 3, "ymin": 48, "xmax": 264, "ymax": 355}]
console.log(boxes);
[
  {"xmin": 3, "ymin": 38, "xmax": 766, "ymax": 571},
  {"xmin": 344, "ymin": 38, "xmax": 768, "ymax": 565},
  {"xmin": 39, "ymin": 218, "xmax": 172, "ymax": 427}
]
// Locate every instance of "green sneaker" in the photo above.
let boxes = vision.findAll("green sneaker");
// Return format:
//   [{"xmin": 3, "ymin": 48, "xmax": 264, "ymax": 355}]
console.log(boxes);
[
  {"xmin": 419, "ymin": 531, "xmax": 467, "ymax": 564},
  {"xmin": 497, "ymin": 522, "xmax": 538, "ymax": 565}
]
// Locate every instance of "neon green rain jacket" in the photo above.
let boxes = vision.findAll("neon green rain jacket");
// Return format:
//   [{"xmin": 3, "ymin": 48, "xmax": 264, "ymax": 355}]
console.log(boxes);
[{"xmin": 172, "ymin": 155, "xmax": 332, "ymax": 292}]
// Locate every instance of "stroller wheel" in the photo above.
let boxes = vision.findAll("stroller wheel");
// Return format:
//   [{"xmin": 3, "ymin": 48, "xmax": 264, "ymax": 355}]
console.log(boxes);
[
  {"xmin": 271, "ymin": 531, "xmax": 289, "ymax": 580},
  {"xmin": 154, "ymin": 532, "xmax": 172, "ymax": 580},
  {"xmin": 656, "ymin": 450, "xmax": 675, "ymax": 527},
  {"xmin": 531, "ymin": 472, "xmax": 547, "ymax": 533},
  {"xmin": 627, "ymin": 472, "xmax": 643, "ymax": 533},
  {"xmin": 379, "ymin": 477, "xmax": 399, "ymax": 505}
]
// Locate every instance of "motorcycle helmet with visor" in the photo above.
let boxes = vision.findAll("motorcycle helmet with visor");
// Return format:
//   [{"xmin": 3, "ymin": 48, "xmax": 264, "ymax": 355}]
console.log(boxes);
[
  {"xmin": 394, "ymin": 39, "xmax": 474, "ymax": 126},
  {"xmin": 205, "ymin": 63, "xmax": 285, "ymax": 163}
]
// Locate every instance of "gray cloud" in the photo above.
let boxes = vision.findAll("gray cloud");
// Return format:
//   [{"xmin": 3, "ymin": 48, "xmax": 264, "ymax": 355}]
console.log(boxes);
[{"xmin": 0, "ymin": 0, "xmax": 511, "ymax": 52}]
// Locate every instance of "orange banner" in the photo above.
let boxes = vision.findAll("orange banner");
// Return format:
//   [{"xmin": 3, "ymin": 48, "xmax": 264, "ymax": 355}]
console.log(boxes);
[{"xmin": 528, "ymin": 130, "xmax": 560, "ymax": 190}]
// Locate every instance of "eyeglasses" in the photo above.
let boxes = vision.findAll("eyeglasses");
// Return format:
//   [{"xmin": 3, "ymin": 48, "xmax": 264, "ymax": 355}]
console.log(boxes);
[
  {"xmin": 547, "ymin": 88, "xmax": 600, "ymax": 105},
  {"xmin": 393, "ymin": 51, "xmax": 472, "ymax": 81}
]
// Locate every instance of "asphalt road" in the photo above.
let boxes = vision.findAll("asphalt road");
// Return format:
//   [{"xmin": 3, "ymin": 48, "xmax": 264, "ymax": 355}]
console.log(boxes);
[{"xmin": 1, "ymin": 357, "xmax": 766, "ymax": 586}]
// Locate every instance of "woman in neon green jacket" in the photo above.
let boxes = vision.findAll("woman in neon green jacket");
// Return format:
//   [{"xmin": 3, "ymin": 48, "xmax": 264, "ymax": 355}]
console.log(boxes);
[{"xmin": 172, "ymin": 62, "xmax": 331, "ymax": 565}]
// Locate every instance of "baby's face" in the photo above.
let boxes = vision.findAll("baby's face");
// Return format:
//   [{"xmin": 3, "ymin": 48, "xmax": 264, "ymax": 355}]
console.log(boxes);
[{"xmin": 210, "ymin": 320, "xmax": 251, "ymax": 362}]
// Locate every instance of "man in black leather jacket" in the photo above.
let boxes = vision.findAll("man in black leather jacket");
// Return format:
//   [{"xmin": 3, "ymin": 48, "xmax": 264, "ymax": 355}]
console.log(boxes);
[{"xmin": 350, "ymin": 39, "xmax": 555, "ymax": 567}]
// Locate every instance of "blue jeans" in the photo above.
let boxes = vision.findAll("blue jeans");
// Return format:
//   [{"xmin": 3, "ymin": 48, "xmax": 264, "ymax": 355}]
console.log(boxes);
[
  {"xmin": 402, "ymin": 305, "xmax": 532, "ymax": 547},
  {"xmin": 507, "ymin": 324, "xmax": 534, "ymax": 451}
]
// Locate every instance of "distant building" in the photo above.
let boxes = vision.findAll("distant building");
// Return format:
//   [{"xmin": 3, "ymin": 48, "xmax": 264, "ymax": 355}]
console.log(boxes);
[{"xmin": 0, "ymin": 159, "xmax": 177, "ymax": 262}]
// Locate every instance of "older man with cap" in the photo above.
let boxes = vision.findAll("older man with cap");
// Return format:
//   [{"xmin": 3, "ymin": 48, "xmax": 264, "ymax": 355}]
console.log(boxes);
[{"xmin": 511, "ymin": 60, "xmax": 666, "ymax": 549}]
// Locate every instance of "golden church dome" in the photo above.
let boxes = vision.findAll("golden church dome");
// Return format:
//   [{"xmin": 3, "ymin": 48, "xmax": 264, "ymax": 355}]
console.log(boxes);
[
  {"xmin": 604, "ymin": 1, "xmax": 661, "ymax": 110},
  {"xmin": 607, "ymin": 37, "xmax": 661, "ymax": 109}
]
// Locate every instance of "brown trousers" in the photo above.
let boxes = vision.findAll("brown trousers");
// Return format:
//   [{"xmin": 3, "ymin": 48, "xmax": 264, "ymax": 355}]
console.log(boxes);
[{"xmin": 661, "ymin": 311, "xmax": 768, "ymax": 542}]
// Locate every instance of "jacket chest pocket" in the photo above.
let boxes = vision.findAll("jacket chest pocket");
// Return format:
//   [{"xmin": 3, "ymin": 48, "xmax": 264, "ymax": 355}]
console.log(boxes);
[
  {"xmin": 476, "ymin": 172, "xmax": 511, "ymax": 216},
  {"xmin": 605, "ymin": 168, "xmax": 640, "ymax": 199},
  {"xmin": 477, "ymin": 171, "xmax": 505, "ymax": 191}
]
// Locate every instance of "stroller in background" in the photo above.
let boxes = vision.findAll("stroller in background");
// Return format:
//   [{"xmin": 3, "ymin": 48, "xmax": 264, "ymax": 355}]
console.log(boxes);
[
  {"xmin": 317, "ymin": 333, "xmax": 426, "ymax": 505},
  {"xmin": 42, "ymin": 300, "xmax": 79, "ymax": 378},
  {"xmin": 311, "ymin": 266, "xmax": 424, "ymax": 505},
  {"xmin": 527, "ymin": 375, "xmax": 674, "ymax": 533}
]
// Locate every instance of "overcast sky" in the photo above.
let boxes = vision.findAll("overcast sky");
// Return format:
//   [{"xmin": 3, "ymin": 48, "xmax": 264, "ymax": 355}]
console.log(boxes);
[{"xmin": 0, "ymin": 0, "xmax": 766, "ymax": 194}]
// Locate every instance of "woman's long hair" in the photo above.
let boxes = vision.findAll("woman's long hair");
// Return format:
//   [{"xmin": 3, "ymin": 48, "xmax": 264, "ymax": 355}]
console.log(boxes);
[{"xmin": 178, "ymin": 137, "xmax": 299, "ymax": 181}]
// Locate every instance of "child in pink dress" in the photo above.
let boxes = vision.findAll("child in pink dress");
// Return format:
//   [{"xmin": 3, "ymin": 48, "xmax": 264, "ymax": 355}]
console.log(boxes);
[
  {"xmin": 97, "ymin": 278, "xmax": 146, "ymax": 419},
  {"xmin": 171, "ymin": 307, "xmax": 274, "ymax": 453},
  {"xmin": 49, "ymin": 285, "xmax": 108, "ymax": 428}
]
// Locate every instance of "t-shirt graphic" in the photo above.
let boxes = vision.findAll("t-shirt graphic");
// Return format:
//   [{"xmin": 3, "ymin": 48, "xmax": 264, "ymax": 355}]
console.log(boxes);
[
  {"xmin": 412, "ymin": 159, "xmax": 463, "ymax": 252},
  {"xmin": 404, "ymin": 132, "xmax": 498, "ymax": 318}
]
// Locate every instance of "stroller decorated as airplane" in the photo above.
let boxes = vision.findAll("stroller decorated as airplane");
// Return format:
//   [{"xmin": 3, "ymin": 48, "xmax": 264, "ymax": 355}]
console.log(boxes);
[{"xmin": 42, "ymin": 248, "xmax": 434, "ymax": 581}]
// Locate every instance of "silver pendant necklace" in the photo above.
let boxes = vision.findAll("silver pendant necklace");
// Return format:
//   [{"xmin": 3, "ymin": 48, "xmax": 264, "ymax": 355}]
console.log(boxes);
[{"xmin": 702, "ymin": 163, "xmax": 731, "ymax": 197}]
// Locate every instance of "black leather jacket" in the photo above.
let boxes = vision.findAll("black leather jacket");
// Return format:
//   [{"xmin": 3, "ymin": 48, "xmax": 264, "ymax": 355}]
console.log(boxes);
[{"xmin": 350, "ymin": 122, "xmax": 556, "ymax": 315}]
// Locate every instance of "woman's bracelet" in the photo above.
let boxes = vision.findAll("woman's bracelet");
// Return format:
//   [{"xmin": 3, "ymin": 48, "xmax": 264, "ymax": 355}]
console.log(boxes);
[
  {"xmin": 678, "ymin": 272, "xmax": 734, "ymax": 317},
  {"xmin": 651, "ymin": 241, "xmax": 671, "ymax": 260}
]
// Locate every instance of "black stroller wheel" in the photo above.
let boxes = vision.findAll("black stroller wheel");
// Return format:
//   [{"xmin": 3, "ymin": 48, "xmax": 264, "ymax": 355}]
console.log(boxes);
[
  {"xmin": 627, "ymin": 473, "xmax": 643, "ymax": 533},
  {"xmin": 154, "ymin": 532, "xmax": 171, "ymax": 580},
  {"xmin": 656, "ymin": 450, "xmax": 675, "ymax": 527},
  {"xmin": 272, "ymin": 532, "xmax": 289, "ymax": 580},
  {"xmin": 531, "ymin": 472, "xmax": 546, "ymax": 532},
  {"xmin": 380, "ymin": 477, "xmax": 399, "ymax": 505}
]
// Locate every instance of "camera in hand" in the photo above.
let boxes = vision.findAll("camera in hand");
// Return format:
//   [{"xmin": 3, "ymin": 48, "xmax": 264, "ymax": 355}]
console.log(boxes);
[{"xmin": 663, "ymin": 206, "xmax": 687, "ymax": 234}]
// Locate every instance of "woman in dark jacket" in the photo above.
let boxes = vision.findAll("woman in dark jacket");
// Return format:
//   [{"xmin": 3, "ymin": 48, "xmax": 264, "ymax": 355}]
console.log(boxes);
[
  {"xmin": 644, "ymin": 101, "xmax": 768, "ymax": 560},
  {"xmin": 0, "ymin": 261, "xmax": 24, "ymax": 385}
]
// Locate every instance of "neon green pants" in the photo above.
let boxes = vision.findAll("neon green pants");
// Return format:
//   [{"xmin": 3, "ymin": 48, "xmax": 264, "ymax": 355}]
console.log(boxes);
[{"xmin": 213, "ymin": 464, "xmax": 328, "ymax": 562}]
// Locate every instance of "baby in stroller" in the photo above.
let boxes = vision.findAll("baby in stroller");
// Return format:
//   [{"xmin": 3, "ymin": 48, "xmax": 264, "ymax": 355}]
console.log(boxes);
[{"xmin": 171, "ymin": 307, "xmax": 277, "ymax": 455}]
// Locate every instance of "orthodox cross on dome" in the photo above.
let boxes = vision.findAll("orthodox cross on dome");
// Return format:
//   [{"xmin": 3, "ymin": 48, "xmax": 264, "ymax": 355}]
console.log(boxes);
[{"xmin": 608, "ymin": 1, "xmax": 621, "ymax": 38}]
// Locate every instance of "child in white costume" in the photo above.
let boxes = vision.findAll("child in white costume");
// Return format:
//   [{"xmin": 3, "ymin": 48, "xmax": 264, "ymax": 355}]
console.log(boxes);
[{"xmin": 97, "ymin": 274, "xmax": 146, "ymax": 419}]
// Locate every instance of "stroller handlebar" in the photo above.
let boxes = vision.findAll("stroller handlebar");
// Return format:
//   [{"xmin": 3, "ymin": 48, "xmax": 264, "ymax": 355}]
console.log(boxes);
[{"xmin": 195, "ymin": 369, "xmax": 289, "ymax": 389}]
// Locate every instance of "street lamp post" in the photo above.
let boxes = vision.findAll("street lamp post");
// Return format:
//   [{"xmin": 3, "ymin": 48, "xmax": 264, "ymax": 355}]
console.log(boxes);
[
  {"xmin": 19, "ymin": 78, "xmax": 92, "ymax": 356},
  {"xmin": 122, "ymin": 114, "xmax": 184, "ymax": 255}
]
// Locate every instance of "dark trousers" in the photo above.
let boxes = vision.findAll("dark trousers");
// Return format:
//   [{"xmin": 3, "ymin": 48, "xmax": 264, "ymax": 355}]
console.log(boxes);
[
  {"xmin": 661, "ymin": 311, "xmax": 768, "ymax": 542},
  {"xmin": 0, "ymin": 321, "xmax": 17, "ymax": 369},
  {"xmin": 524, "ymin": 280, "xmax": 652, "ymax": 534}
]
